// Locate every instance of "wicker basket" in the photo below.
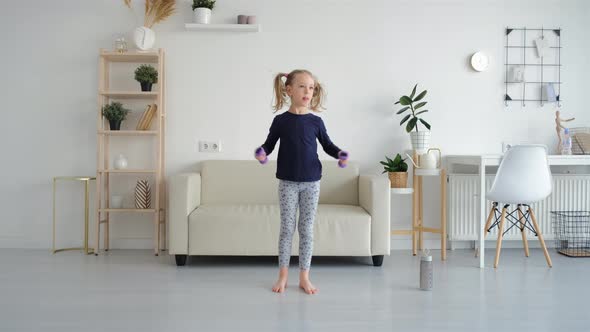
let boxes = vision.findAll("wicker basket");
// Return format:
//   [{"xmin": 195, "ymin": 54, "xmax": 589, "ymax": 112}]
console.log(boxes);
[{"xmin": 388, "ymin": 172, "xmax": 408, "ymax": 188}]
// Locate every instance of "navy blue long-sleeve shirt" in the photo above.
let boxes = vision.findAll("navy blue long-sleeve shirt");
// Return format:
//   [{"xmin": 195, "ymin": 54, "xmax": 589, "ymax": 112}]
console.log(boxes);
[{"xmin": 260, "ymin": 111, "xmax": 342, "ymax": 182}]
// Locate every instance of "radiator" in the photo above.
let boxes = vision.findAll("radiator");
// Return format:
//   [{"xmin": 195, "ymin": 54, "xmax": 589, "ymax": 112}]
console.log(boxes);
[{"xmin": 448, "ymin": 174, "xmax": 590, "ymax": 241}]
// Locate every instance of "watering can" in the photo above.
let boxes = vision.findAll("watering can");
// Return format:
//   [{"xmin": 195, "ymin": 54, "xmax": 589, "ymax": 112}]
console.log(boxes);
[{"xmin": 406, "ymin": 148, "xmax": 441, "ymax": 169}]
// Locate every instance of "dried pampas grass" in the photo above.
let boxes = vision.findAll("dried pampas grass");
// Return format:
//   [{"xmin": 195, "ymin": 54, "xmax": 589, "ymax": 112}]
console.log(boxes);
[{"xmin": 123, "ymin": 0, "xmax": 176, "ymax": 28}]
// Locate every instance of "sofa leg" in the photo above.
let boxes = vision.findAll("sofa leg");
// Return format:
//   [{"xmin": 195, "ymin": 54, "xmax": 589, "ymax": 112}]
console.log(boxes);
[
  {"xmin": 372, "ymin": 255, "xmax": 384, "ymax": 267},
  {"xmin": 175, "ymin": 254, "xmax": 187, "ymax": 266}
]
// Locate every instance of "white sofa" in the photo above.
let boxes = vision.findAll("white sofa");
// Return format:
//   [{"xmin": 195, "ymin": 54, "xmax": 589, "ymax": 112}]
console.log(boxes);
[{"xmin": 167, "ymin": 160, "xmax": 390, "ymax": 266}]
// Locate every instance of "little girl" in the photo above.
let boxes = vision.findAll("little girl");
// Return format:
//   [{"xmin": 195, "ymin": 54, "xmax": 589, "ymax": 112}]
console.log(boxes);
[{"xmin": 254, "ymin": 69, "xmax": 348, "ymax": 295}]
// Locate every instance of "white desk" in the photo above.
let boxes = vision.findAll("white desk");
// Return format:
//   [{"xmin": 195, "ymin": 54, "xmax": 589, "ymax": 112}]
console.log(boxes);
[{"xmin": 445, "ymin": 154, "xmax": 590, "ymax": 268}]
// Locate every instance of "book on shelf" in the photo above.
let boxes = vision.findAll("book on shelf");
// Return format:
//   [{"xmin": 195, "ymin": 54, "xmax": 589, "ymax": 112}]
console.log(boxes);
[
  {"xmin": 142, "ymin": 104, "xmax": 157, "ymax": 130},
  {"xmin": 136, "ymin": 104, "xmax": 151, "ymax": 130},
  {"xmin": 136, "ymin": 104, "xmax": 157, "ymax": 130}
]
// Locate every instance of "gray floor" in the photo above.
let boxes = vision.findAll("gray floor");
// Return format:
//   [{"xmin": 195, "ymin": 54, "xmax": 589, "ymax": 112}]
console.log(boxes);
[{"xmin": 0, "ymin": 248, "xmax": 588, "ymax": 332}]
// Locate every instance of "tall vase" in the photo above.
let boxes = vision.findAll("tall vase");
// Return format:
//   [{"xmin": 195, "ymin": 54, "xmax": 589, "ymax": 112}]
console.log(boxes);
[
  {"xmin": 133, "ymin": 26, "xmax": 155, "ymax": 51},
  {"xmin": 135, "ymin": 180, "xmax": 151, "ymax": 209}
]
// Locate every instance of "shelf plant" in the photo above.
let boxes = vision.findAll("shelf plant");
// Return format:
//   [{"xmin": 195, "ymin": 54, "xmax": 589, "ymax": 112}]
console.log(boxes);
[
  {"xmin": 102, "ymin": 101, "xmax": 131, "ymax": 130},
  {"xmin": 380, "ymin": 153, "xmax": 409, "ymax": 188},
  {"xmin": 134, "ymin": 64, "xmax": 158, "ymax": 91}
]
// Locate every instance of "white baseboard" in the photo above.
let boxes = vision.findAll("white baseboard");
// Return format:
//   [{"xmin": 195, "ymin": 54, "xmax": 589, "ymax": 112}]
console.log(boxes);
[
  {"xmin": 0, "ymin": 237, "xmax": 157, "ymax": 250},
  {"xmin": 0, "ymin": 237, "xmax": 553, "ymax": 251},
  {"xmin": 390, "ymin": 238, "xmax": 555, "ymax": 251}
]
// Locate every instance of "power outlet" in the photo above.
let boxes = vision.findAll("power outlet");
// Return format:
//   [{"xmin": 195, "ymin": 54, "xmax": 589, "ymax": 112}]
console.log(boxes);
[
  {"xmin": 198, "ymin": 140, "xmax": 222, "ymax": 153},
  {"xmin": 210, "ymin": 141, "xmax": 221, "ymax": 152}
]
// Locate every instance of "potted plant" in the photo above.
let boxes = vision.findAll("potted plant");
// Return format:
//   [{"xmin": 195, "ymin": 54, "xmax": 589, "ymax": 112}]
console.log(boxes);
[
  {"xmin": 380, "ymin": 153, "xmax": 409, "ymax": 188},
  {"xmin": 102, "ymin": 101, "xmax": 130, "ymax": 131},
  {"xmin": 134, "ymin": 64, "xmax": 158, "ymax": 91},
  {"xmin": 395, "ymin": 84, "xmax": 431, "ymax": 152},
  {"xmin": 192, "ymin": 0, "xmax": 215, "ymax": 24}
]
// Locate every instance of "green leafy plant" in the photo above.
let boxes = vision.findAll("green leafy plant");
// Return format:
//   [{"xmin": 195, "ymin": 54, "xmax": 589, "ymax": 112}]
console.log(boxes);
[
  {"xmin": 101, "ymin": 102, "xmax": 130, "ymax": 122},
  {"xmin": 380, "ymin": 153, "xmax": 408, "ymax": 173},
  {"xmin": 134, "ymin": 64, "xmax": 158, "ymax": 84},
  {"xmin": 395, "ymin": 84, "xmax": 431, "ymax": 133},
  {"xmin": 192, "ymin": 0, "xmax": 216, "ymax": 10}
]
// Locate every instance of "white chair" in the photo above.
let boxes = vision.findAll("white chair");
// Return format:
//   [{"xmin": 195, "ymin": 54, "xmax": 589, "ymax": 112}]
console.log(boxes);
[{"xmin": 482, "ymin": 145, "xmax": 553, "ymax": 268}]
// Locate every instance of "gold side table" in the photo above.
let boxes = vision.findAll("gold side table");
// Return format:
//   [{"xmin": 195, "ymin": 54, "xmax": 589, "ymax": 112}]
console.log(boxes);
[{"xmin": 52, "ymin": 176, "xmax": 96, "ymax": 255}]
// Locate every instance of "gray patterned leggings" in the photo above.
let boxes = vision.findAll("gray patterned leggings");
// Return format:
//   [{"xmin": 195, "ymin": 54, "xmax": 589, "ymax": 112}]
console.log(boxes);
[{"xmin": 278, "ymin": 180, "xmax": 321, "ymax": 270}]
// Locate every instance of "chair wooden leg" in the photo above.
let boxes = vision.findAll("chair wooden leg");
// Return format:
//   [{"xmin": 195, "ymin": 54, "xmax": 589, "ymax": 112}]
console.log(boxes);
[
  {"xmin": 529, "ymin": 207, "xmax": 552, "ymax": 268},
  {"xmin": 476, "ymin": 203, "xmax": 497, "ymax": 258},
  {"xmin": 440, "ymin": 169, "xmax": 447, "ymax": 261},
  {"xmin": 494, "ymin": 207, "xmax": 507, "ymax": 268},
  {"xmin": 105, "ymin": 217, "xmax": 110, "ymax": 251},
  {"xmin": 518, "ymin": 206, "xmax": 530, "ymax": 257},
  {"xmin": 418, "ymin": 176, "xmax": 423, "ymax": 252},
  {"xmin": 412, "ymin": 170, "xmax": 417, "ymax": 256}
]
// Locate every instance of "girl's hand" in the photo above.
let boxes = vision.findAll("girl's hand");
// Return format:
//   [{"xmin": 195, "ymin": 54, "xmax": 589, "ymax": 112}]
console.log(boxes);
[
  {"xmin": 338, "ymin": 151, "xmax": 348, "ymax": 168},
  {"xmin": 255, "ymin": 147, "xmax": 268, "ymax": 164}
]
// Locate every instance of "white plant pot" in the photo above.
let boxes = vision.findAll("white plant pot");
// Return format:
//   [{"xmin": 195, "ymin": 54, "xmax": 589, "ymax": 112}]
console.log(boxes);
[
  {"xmin": 194, "ymin": 8, "xmax": 212, "ymax": 24},
  {"xmin": 114, "ymin": 154, "xmax": 128, "ymax": 170},
  {"xmin": 410, "ymin": 131, "xmax": 431, "ymax": 153},
  {"xmin": 133, "ymin": 26, "xmax": 155, "ymax": 51}
]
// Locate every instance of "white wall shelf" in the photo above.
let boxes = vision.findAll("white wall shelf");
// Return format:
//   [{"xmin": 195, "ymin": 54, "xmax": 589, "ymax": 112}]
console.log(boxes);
[{"xmin": 184, "ymin": 23, "xmax": 261, "ymax": 32}]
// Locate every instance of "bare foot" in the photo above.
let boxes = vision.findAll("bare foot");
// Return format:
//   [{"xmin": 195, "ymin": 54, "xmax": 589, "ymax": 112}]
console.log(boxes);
[
  {"xmin": 272, "ymin": 277, "xmax": 288, "ymax": 293},
  {"xmin": 299, "ymin": 279, "xmax": 318, "ymax": 295},
  {"xmin": 272, "ymin": 267, "xmax": 289, "ymax": 293}
]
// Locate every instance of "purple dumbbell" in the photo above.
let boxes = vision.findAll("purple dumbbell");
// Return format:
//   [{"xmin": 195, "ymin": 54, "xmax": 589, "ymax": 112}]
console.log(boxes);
[
  {"xmin": 338, "ymin": 151, "xmax": 348, "ymax": 168},
  {"xmin": 255, "ymin": 147, "xmax": 268, "ymax": 164}
]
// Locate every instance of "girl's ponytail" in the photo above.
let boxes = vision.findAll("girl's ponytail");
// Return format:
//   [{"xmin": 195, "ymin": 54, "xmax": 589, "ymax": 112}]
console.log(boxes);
[
  {"xmin": 272, "ymin": 73, "xmax": 288, "ymax": 112},
  {"xmin": 310, "ymin": 80, "xmax": 325, "ymax": 112}
]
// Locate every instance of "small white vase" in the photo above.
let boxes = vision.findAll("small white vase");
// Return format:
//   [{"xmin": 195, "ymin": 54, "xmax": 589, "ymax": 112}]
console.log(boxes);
[
  {"xmin": 133, "ymin": 26, "xmax": 155, "ymax": 51},
  {"xmin": 194, "ymin": 8, "xmax": 212, "ymax": 24},
  {"xmin": 114, "ymin": 154, "xmax": 128, "ymax": 170},
  {"xmin": 410, "ymin": 131, "xmax": 431, "ymax": 154}
]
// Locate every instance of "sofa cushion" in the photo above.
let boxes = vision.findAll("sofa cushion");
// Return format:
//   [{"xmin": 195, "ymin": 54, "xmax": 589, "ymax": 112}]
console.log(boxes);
[
  {"xmin": 188, "ymin": 203, "xmax": 371, "ymax": 256},
  {"xmin": 200, "ymin": 160, "xmax": 359, "ymax": 205}
]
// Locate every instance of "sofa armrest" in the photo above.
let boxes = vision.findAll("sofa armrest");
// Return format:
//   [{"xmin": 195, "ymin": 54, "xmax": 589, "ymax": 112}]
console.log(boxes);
[
  {"xmin": 359, "ymin": 174, "xmax": 390, "ymax": 255},
  {"xmin": 168, "ymin": 172, "xmax": 201, "ymax": 255}
]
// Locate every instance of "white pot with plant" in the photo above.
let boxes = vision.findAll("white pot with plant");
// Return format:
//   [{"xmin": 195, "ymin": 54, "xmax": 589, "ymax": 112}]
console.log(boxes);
[
  {"xmin": 123, "ymin": 0, "xmax": 176, "ymax": 51},
  {"xmin": 192, "ymin": 0, "xmax": 215, "ymax": 24},
  {"xmin": 380, "ymin": 153, "xmax": 409, "ymax": 188},
  {"xmin": 395, "ymin": 84, "xmax": 431, "ymax": 153}
]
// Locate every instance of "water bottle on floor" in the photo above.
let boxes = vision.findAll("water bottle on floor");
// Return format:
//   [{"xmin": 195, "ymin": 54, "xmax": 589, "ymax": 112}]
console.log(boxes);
[
  {"xmin": 420, "ymin": 249, "xmax": 433, "ymax": 291},
  {"xmin": 561, "ymin": 128, "xmax": 572, "ymax": 155}
]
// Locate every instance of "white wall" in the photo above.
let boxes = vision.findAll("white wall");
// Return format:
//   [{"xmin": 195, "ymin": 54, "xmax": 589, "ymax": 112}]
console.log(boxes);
[{"xmin": 1, "ymin": 0, "xmax": 589, "ymax": 249}]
